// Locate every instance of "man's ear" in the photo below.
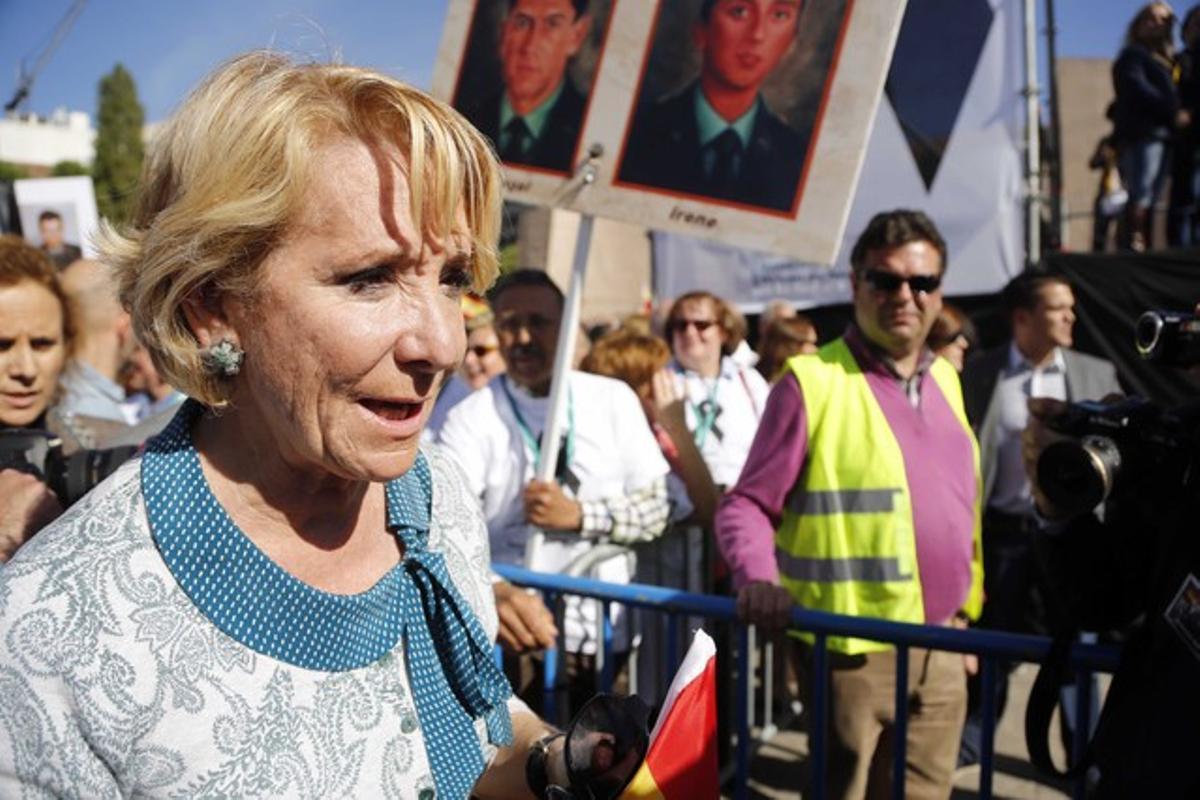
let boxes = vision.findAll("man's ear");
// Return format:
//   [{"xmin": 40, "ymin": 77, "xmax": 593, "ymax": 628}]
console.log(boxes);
[
  {"xmin": 182, "ymin": 287, "xmax": 239, "ymax": 350},
  {"xmin": 568, "ymin": 14, "xmax": 593, "ymax": 56}
]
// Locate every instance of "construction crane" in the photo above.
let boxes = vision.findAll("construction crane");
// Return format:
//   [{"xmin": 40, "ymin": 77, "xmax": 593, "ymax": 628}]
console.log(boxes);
[{"xmin": 4, "ymin": 0, "xmax": 88, "ymax": 113}]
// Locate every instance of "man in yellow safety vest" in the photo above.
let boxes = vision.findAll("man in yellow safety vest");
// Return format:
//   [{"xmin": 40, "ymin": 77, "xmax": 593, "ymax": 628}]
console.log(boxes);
[{"xmin": 715, "ymin": 209, "xmax": 983, "ymax": 800}]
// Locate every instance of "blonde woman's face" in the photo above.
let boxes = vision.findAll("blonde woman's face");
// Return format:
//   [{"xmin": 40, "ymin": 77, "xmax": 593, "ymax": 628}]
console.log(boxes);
[
  {"xmin": 220, "ymin": 137, "xmax": 468, "ymax": 482},
  {"xmin": 0, "ymin": 280, "xmax": 67, "ymax": 427}
]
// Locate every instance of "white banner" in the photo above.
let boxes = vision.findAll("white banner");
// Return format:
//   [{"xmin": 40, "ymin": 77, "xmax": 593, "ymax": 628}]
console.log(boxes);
[{"xmin": 653, "ymin": 0, "xmax": 1025, "ymax": 307}]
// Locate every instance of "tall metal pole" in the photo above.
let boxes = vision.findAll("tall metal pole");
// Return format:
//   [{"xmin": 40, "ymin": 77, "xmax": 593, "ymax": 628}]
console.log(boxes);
[
  {"xmin": 523, "ymin": 148, "xmax": 601, "ymax": 570},
  {"xmin": 1024, "ymin": 0, "xmax": 1043, "ymax": 268},
  {"xmin": 1045, "ymin": 0, "xmax": 1064, "ymax": 251}
]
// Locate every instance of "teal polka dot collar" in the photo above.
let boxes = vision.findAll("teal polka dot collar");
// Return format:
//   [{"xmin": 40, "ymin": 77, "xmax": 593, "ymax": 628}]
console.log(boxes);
[{"xmin": 142, "ymin": 401, "xmax": 513, "ymax": 799}]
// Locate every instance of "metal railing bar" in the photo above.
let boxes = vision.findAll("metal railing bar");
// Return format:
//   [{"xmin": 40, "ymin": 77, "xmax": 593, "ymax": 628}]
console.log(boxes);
[
  {"xmin": 979, "ymin": 657, "xmax": 997, "ymax": 800},
  {"xmin": 1072, "ymin": 666, "xmax": 1094, "ymax": 800},
  {"xmin": 747, "ymin": 625, "xmax": 758, "ymax": 733},
  {"xmin": 810, "ymin": 633, "xmax": 828, "ymax": 800},
  {"xmin": 892, "ymin": 645, "xmax": 909, "ymax": 800},
  {"xmin": 762, "ymin": 638, "xmax": 776, "ymax": 739},
  {"xmin": 601, "ymin": 601, "xmax": 614, "ymax": 693},
  {"xmin": 735, "ymin": 625, "xmax": 751, "ymax": 800},
  {"xmin": 666, "ymin": 613, "xmax": 680, "ymax": 680},
  {"xmin": 494, "ymin": 566, "xmax": 1121, "ymax": 671}
]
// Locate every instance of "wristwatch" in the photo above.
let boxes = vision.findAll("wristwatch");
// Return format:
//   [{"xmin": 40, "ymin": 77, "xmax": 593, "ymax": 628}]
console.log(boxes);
[{"xmin": 526, "ymin": 731, "xmax": 566, "ymax": 799}]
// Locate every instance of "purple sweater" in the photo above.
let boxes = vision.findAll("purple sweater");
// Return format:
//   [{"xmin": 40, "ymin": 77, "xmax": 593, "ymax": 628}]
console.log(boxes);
[{"xmin": 714, "ymin": 330, "xmax": 978, "ymax": 625}]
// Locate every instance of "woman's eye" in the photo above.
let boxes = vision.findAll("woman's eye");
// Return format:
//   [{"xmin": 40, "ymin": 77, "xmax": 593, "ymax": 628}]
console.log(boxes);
[
  {"xmin": 440, "ymin": 266, "xmax": 473, "ymax": 295},
  {"xmin": 341, "ymin": 266, "xmax": 392, "ymax": 294}
]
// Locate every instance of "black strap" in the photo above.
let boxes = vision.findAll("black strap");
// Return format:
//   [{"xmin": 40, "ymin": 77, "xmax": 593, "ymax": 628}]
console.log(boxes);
[{"xmin": 1025, "ymin": 633, "xmax": 1105, "ymax": 780}]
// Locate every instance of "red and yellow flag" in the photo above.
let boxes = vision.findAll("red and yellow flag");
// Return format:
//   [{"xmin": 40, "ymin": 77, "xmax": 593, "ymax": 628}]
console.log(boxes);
[{"xmin": 620, "ymin": 630, "xmax": 719, "ymax": 800}]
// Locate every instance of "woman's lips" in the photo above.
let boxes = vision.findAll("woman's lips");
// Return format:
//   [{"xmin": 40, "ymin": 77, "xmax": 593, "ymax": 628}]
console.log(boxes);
[
  {"xmin": 359, "ymin": 398, "xmax": 422, "ymax": 422},
  {"xmin": 1, "ymin": 391, "xmax": 43, "ymax": 410}
]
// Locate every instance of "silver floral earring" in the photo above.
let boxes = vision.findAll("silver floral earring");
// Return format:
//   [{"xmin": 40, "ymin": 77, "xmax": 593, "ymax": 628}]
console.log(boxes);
[{"xmin": 200, "ymin": 338, "xmax": 244, "ymax": 377}]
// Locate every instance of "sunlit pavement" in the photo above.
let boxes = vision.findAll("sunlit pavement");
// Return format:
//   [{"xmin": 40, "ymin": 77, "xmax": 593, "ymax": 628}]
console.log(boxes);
[{"xmin": 730, "ymin": 662, "xmax": 1108, "ymax": 799}]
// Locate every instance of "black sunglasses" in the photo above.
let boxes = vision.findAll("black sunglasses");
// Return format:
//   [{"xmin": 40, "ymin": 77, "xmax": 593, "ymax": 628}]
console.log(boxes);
[
  {"xmin": 669, "ymin": 318, "xmax": 717, "ymax": 334},
  {"xmin": 862, "ymin": 269, "xmax": 942, "ymax": 294}
]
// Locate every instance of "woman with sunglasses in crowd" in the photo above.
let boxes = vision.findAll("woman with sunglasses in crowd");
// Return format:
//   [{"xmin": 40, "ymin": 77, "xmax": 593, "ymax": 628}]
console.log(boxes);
[
  {"xmin": 664, "ymin": 291, "xmax": 769, "ymax": 491},
  {"xmin": 425, "ymin": 294, "xmax": 506, "ymax": 439},
  {"xmin": 927, "ymin": 302, "xmax": 977, "ymax": 373}
]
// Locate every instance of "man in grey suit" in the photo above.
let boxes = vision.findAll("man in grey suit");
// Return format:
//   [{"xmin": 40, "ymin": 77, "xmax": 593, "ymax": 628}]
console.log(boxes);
[{"xmin": 958, "ymin": 271, "xmax": 1121, "ymax": 766}]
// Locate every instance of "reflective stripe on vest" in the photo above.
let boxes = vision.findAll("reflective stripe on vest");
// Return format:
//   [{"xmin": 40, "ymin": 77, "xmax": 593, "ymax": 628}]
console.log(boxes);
[
  {"xmin": 786, "ymin": 487, "xmax": 902, "ymax": 515},
  {"xmin": 774, "ymin": 338, "xmax": 983, "ymax": 655},
  {"xmin": 774, "ymin": 550, "xmax": 912, "ymax": 582}
]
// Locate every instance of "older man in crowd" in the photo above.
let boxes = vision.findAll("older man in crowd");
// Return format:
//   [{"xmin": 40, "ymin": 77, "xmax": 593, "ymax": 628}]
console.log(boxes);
[
  {"xmin": 438, "ymin": 269, "xmax": 670, "ymax": 716},
  {"xmin": 52, "ymin": 259, "xmax": 141, "ymax": 449},
  {"xmin": 716, "ymin": 210, "xmax": 983, "ymax": 799}
]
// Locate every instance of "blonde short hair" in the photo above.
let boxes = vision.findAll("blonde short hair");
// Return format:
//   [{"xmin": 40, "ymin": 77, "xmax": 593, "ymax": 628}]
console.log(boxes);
[{"xmin": 101, "ymin": 51, "xmax": 502, "ymax": 406}]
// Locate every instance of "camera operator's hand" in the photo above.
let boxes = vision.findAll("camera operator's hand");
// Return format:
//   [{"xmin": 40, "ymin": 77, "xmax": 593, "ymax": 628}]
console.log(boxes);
[
  {"xmin": 1022, "ymin": 398, "xmax": 1074, "ymax": 521},
  {"xmin": 0, "ymin": 469, "xmax": 63, "ymax": 562}
]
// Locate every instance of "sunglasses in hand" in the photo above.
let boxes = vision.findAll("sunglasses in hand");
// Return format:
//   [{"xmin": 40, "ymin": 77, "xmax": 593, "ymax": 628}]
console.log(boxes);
[{"xmin": 862, "ymin": 269, "xmax": 942, "ymax": 294}]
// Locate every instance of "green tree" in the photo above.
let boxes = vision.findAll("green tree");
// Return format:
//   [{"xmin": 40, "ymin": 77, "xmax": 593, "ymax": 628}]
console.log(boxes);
[
  {"xmin": 0, "ymin": 161, "xmax": 28, "ymax": 181},
  {"xmin": 51, "ymin": 160, "xmax": 90, "ymax": 177},
  {"xmin": 92, "ymin": 63, "xmax": 144, "ymax": 224}
]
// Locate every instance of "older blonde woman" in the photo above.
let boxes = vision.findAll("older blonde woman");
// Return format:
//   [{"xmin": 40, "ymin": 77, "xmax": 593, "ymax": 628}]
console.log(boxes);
[{"xmin": 0, "ymin": 53, "xmax": 633, "ymax": 799}]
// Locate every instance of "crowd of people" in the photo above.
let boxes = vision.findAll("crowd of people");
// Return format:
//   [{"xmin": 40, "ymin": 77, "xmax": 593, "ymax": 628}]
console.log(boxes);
[
  {"xmin": 0, "ymin": 7, "xmax": 1195, "ymax": 797},
  {"xmin": 4, "ymin": 176, "xmax": 1142, "ymax": 798},
  {"xmin": 1095, "ymin": 1, "xmax": 1200, "ymax": 250}
]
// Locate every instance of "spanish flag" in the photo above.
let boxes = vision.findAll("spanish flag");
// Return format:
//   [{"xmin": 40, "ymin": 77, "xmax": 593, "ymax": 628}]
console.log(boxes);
[{"xmin": 620, "ymin": 630, "xmax": 720, "ymax": 800}]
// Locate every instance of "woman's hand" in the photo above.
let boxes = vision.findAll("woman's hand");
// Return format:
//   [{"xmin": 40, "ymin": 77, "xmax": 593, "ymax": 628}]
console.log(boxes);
[
  {"xmin": 493, "ymin": 580, "xmax": 558, "ymax": 654},
  {"xmin": 648, "ymin": 368, "xmax": 687, "ymax": 434},
  {"xmin": 524, "ymin": 480, "xmax": 583, "ymax": 531},
  {"xmin": 0, "ymin": 470, "xmax": 62, "ymax": 563}
]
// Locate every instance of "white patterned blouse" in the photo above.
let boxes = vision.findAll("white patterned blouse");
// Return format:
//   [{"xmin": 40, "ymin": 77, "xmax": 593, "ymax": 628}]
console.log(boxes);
[{"xmin": 0, "ymin": 418, "xmax": 505, "ymax": 799}]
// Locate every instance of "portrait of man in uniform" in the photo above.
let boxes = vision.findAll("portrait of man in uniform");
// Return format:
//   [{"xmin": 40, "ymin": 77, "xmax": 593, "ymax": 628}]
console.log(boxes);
[
  {"xmin": 36, "ymin": 209, "xmax": 83, "ymax": 269},
  {"xmin": 619, "ymin": 0, "xmax": 817, "ymax": 213},
  {"xmin": 455, "ymin": 0, "xmax": 599, "ymax": 173}
]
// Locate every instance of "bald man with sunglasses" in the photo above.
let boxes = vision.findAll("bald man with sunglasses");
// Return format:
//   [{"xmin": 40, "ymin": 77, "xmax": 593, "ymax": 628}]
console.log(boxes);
[{"xmin": 715, "ymin": 210, "xmax": 983, "ymax": 799}]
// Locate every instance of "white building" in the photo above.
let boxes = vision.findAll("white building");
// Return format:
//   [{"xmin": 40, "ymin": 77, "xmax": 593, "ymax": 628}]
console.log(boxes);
[{"xmin": 0, "ymin": 108, "xmax": 95, "ymax": 173}]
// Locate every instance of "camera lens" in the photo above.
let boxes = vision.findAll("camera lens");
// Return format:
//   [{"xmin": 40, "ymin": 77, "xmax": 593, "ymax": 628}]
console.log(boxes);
[
  {"xmin": 1135, "ymin": 311, "xmax": 1166, "ymax": 359},
  {"xmin": 1036, "ymin": 436, "xmax": 1122, "ymax": 517}
]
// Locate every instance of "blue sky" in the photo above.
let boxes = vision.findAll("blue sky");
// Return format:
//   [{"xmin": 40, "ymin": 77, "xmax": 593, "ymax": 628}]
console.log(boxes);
[{"xmin": 0, "ymin": 0, "xmax": 1175, "ymax": 123}]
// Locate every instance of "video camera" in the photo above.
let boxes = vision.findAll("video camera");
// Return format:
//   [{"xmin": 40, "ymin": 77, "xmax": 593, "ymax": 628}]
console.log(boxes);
[
  {"xmin": 1035, "ymin": 311, "xmax": 1200, "ymax": 518},
  {"xmin": 1135, "ymin": 310, "xmax": 1200, "ymax": 367},
  {"xmin": 0, "ymin": 429, "xmax": 135, "ymax": 508}
]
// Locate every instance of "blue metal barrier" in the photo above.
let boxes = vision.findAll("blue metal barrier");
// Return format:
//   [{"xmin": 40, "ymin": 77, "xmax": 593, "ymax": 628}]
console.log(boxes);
[{"xmin": 495, "ymin": 564, "xmax": 1120, "ymax": 800}]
